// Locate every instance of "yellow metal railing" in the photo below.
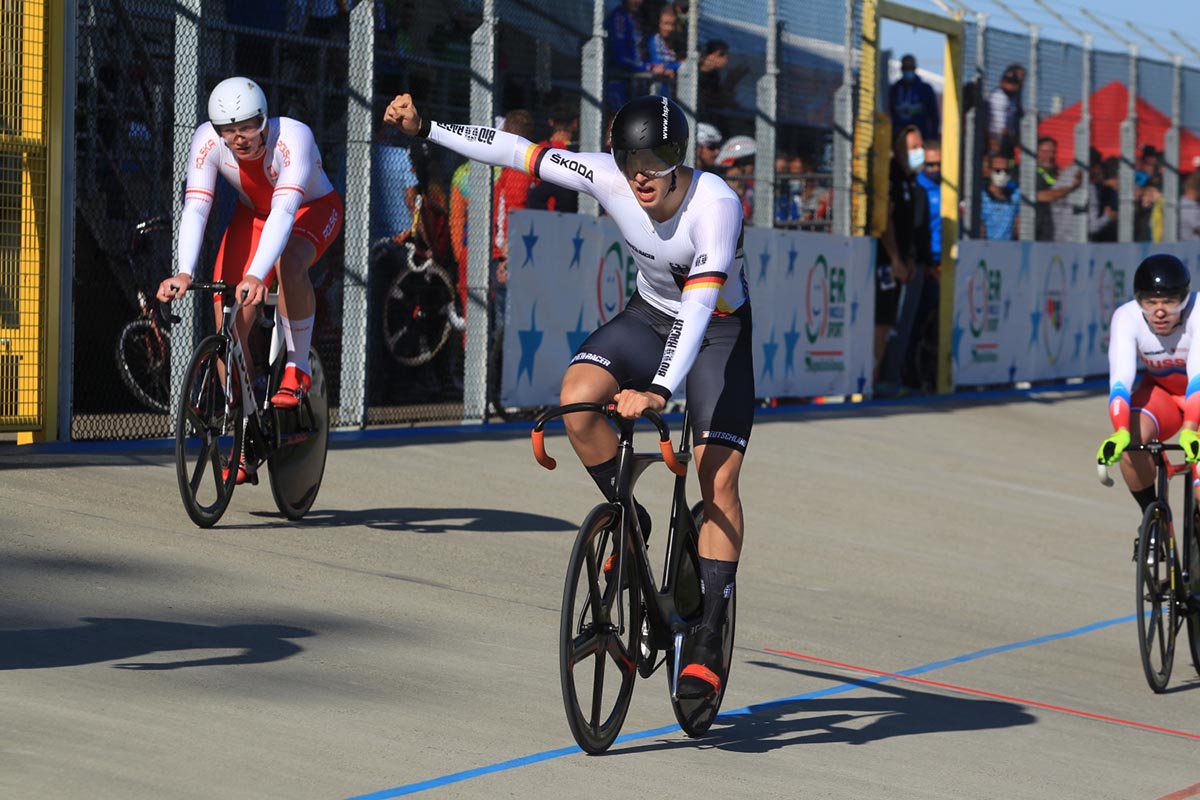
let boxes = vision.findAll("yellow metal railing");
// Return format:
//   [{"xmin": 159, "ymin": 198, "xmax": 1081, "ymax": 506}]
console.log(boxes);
[{"xmin": 0, "ymin": 0, "xmax": 54, "ymax": 438}]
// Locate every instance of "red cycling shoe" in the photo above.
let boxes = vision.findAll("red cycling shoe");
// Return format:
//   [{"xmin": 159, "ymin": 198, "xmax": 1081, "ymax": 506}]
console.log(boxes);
[{"xmin": 271, "ymin": 366, "xmax": 312, "ymax": 409}]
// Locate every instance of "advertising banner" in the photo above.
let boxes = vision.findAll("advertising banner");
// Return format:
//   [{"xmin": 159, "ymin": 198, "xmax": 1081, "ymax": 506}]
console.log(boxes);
[{"xmin": 500, "ymin": 211, "xmax": 877, "ymax": 406}]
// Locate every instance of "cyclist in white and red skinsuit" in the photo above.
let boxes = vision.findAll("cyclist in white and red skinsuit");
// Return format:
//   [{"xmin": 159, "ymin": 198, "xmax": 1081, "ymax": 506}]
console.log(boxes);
[
  {"xmin": 1098, "ymin": 254, "xmax": 1200, "ymax": 527},
  {"xmin": 385, "ymin": 92, "xmax": 751, "ymax": 701},
  {"xmin": 157, "ymin": 76, "xmax": 343, "ymax": 411}
]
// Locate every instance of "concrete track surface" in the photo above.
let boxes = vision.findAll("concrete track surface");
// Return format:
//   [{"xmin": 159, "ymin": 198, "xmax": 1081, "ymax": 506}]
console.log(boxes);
[{"xmin": 2, "ymin": 388, "xmax": 1199, "ymax": 800}]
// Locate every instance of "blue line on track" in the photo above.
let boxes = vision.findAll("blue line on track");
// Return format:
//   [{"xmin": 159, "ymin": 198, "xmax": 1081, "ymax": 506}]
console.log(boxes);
[{"xmin": 343, "ymin": 612, "xmax": 1135, "ymax": 799}]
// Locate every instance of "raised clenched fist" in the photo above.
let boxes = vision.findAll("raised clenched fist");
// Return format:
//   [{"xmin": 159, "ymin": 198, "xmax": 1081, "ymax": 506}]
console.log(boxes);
[{"xmin": 383, "ymin": 94, "xmax": 423, "ymax": 136}]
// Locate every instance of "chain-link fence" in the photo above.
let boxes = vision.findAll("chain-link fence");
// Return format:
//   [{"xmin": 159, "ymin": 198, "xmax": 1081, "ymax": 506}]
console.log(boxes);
[{"xmin": 55, "ymin": 0, "xmax": 1200, "ymax": 441}]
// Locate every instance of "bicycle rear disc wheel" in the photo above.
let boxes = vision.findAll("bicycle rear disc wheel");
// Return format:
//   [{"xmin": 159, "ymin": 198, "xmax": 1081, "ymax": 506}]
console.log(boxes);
[
  {"xmin": 1185, "ymin": 509, "xmax": 1200, "ymax": 677},
  {"xmin": 560, "ymin": 505, "xmax": 641, "ymax": 754},
  {"xmin": 175, "ymin": 337, "xmax": 241, "ymax": 528},
  {"xmin": 670, "ymin": 502, "xmax": 736, "ymax": 737},
  {"xmin": 1136, "ymin": 504, "xmax": 1177, "ymax": 692},
  {"xmin": 382, "ymin": 262, "xmax": 455, "ymax": 367},
  {"xmin": 116, "ymin": 317, "xmax": 171, "ymax": 413},
  {"xmin": 267, "ymin": 349, "xmax": 329, "ymax": 521}
]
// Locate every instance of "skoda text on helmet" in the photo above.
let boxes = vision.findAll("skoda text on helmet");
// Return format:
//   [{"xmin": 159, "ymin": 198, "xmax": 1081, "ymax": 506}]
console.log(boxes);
[
  {"xmin": 610, "ymin": 95, "xmax": 689, "ymax": 181},
  {"xmin": 208, "ymin": 77, "xmax": 268, "ymax": 133},
  {"xmin": 1134, "ymin": 253, "xmax": 1190, "ymax": 302}
]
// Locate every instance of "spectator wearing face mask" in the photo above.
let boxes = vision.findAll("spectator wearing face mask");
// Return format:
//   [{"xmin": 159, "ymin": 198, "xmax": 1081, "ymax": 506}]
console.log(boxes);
[
  {"xmin": 980, "ymin": 151, "xmax": 1020, "ymax": 241},
  {"xmin": 875, "ymin": 124, "xmax": 931, "ymax": 395},
  {"xmin": 888, "ymin": 54, "xmax": 939, "ymax": 143}
]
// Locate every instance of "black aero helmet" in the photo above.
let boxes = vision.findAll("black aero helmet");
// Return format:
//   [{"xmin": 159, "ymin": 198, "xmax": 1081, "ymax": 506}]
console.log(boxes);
[
  {"xmin": 610, "ymin": 95, "xmax": 689, "ymax": 180},
  {"xmin": 1134, "ymin": 253, "xmax": 1190, "ymax": 300}
]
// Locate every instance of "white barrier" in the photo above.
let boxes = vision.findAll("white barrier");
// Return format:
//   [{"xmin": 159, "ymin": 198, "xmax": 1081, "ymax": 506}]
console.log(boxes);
[
  {"xmin": 498, "ymin": 210, "xmax": 878, "ymax": 407},
  {"xmin": 953, "ymin": 241, "xmax": 1200, "ymax": 387}
]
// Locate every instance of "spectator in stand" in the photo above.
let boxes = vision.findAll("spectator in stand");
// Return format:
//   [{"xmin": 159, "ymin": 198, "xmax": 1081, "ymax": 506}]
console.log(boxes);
[
  {"xmin": 491, "ymin": 110, "xmax": 537, "ymax": 339},
  {"xmin": 980, "ymin": 151, "xmax": 1019, "ymax": 241},
  {"xmin": 875, "ymin": 124, "xmax": 931, "ymax": 395},
  {"xmin": 449, "ymin": 158, "xmax": 471, "ymax": 311},
  {"xmin": 1035, "ymin": 135, "xmax": 1082, "ymax": 242},
  {"xmin": 371, "ymin": 111, "xmax": 420, "ymax": 243},
  {"xmin": 1181, "ymin": 172, "xmax": 1200, "ymax": 241},
  {"xmin": 647, "ymin": 5, "xmax": 683, "ymax": 97},
  {"xmin": 528, "ymin": 102, "xmax": 581, "ymax": 213},
  {"xmin": 1135, "ymin": 145, "xmax": 1165, "ymax": 242},
  {"xmin": 888, "ymin": 54, "xmax": 939, "ymax": 143},
  {"xmin": 1087, "ymin": 147, "xmax": 1118, "ymax": 243},
  {"xmin": 987, "ymin": 64, "xmax": 1024, "ymax": 158},
  {"xmin": 715, "ymin": 135, "xmax": 756, "ymax": 221},
  {"xmin": 665, "ymin": 0, "xmax": 691, "ymax": 57},
  {"xmin": 694, "ymin": 122, "xmax": 723, "ymax": 172},
  {"xmin": 606, "ymin": 0, "xmax": 662, "ymax": 112},
  {"xmin": 697, "ymin": 39, "xmax": 747, "ymax": 134},
  {"xmin": 917, "ymin": 140, "xmax": 941, "ymax": 266}
]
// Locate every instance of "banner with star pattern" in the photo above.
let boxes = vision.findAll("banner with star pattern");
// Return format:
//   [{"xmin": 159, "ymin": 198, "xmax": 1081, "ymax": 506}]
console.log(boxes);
[{"xmin": 499, "ymin": 211, "xmax": 878, "ymax": 406}]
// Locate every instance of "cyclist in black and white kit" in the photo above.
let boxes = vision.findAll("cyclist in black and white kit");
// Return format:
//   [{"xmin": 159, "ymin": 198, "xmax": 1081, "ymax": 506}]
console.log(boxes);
[{"xmin": 384, "ymin": 93, "xmax": 753, "ymax": 699}]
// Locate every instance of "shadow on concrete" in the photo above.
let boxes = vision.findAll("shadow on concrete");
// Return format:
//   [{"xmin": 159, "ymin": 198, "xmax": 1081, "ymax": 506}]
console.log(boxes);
[
  {"xmin": 612, "ymin": 660, "xmax": 1036, "ymax": 754},
  {"xmin": 0, "ymin": 617, "xmax": 313, "ymax": 670}
]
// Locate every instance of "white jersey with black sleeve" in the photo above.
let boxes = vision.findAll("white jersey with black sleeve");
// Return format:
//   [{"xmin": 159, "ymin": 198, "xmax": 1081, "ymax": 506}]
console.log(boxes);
[{"xmin": 422, "ymin": 120, "xmax": 749, "ymax": 399}]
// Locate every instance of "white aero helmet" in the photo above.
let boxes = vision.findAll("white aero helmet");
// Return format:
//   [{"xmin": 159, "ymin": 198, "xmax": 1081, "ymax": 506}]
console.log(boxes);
[
  {"xmin": 715, "ymin": 135, "xmax": 756, "ymax": 168},
  {"xmin": 695, "ymin": 122, "xmax": 723, "ymax": 148},
  {"xmin": 208, "ymin": 77, "xmax": 268, "ymax": 129}
]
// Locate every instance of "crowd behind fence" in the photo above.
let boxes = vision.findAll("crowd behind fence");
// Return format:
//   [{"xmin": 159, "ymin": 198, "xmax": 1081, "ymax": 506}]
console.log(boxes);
[{"xmin": 60, "ymin": 0, "xmax": 1200, "ymax": 442}]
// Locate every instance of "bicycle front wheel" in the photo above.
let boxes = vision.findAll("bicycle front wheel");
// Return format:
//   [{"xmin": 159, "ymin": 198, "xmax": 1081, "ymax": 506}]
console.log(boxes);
[
  {"xmin": 1136, "ymin": 503, "xmax": 1177, "ymax": 692},
  {"xmin": 175, "ymin": 337, "xmax": 242, "ymax": 528},
  {"xmin": 116, "ymin": 316, "xmax": 171, "ymax": 413},
  {"xmin": 670, "ymin": 501, "xmax": 736, "ymax": 738},
  {"xmin": 560, "ymin": 504, "xmax": 641, "ymax": 754}
]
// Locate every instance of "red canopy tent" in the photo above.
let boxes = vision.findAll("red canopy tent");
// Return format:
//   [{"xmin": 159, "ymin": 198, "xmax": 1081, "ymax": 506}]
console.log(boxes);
[{"xmin": 1037, "ymin": 80, "xmax": 1200, "ymax": 170}]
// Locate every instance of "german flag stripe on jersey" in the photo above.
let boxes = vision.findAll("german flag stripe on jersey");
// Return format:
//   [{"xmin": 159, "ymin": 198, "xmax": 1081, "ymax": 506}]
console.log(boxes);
[
  {"xmin": 684, "ymin": 271, "xmax": 727, "ymax": 292},
  {"xmin": 524, "ymin": 142, "xmax": 551, "ymax": 177}
]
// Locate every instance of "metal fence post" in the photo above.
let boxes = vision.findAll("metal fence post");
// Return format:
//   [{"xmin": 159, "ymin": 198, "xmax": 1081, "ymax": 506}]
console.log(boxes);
[
  {"xmin": 832, "ymin": 0, "xmax": 855, "ymax": 236},
  {"xmin": 1163, "ymin": 55, "xmax": 1183, "ymax": 241},
  {"xmin": 1018, "ymin": 25, "xmax": 1038, "ymax": 242},
  {"xmin": 340, "ymin": 0, "xmax": 374, "ymax": 428},
  {"xmin": 578, "ymin": 0, "xmax": 606, "ymax": 216},
  {"xmin": 463, "ymin": 0, "xmax": 496, "ymax": 422},
  {"xmin": 1119, "ymin": 45, "xmax": 1138, "ymax": 243},
  {"xmin": 677, "ymin": 0, "xmax": 699, "ymax": 169},
  {"xmin": 169, "ymin": 0, "xmax": 203, "ymax": 434},
  {"xmin": 753, "ymin": 1, "xmax": 779, "ymax": 229}
]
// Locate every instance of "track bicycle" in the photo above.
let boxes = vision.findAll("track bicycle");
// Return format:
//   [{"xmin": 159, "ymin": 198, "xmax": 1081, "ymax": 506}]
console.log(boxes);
[
  {"xmin": 532, "ymin": 403, "xmax": 736, "ymax": 753},
  {"xmin": 115, "ymin": 216, "xmax": 174, "ymax": 413},
  {"xmin": 1098, "ymin": 441, "xmax": 1200, "ymax": 691},
  {"xmin": 167, "ymin": 281, "xmax": 329, "ymax": 528}
]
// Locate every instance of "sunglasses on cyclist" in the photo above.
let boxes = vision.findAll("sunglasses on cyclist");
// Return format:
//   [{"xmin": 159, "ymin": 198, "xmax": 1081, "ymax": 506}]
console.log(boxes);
[{"xmin": 613, "ymin": 143, "xmax": 685, "ymax": 181}]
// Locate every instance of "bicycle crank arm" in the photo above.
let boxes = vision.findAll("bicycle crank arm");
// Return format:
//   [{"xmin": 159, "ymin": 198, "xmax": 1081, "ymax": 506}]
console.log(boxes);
[{"xmin": 670, "ymin": 631, "xmax": 684, "ymax": 700}]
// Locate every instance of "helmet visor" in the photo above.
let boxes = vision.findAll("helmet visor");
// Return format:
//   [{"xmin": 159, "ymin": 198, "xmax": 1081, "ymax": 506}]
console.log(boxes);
[
  {"xmin": 1136, "ymin": 291, "xmax": 1189, "ymax": 316},
  {"xmin": 613, "ymin": 143, "xmax": 685, "ymax": 180},
  {"xmin": 214, "ymin": 115, "xmax": 267, "ymax": 140}
]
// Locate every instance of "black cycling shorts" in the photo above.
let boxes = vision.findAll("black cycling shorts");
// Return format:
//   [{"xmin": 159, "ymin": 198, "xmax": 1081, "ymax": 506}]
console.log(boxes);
[{"xmin": 570, "ymin": 293, "xmax": 755, "ymax": 452}]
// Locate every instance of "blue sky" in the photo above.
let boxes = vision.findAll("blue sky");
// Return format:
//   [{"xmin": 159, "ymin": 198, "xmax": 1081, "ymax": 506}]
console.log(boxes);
[{"xmin": 884, "ymin": 0, "xmax": 1200, "ymax": 79}]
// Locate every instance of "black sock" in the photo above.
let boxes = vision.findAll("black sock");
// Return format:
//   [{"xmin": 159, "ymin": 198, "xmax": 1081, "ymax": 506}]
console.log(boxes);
[
  {"xmin": 1133, "ymin": 486, "xmax": 1157, "ymax": 512},
  {"xmin": 585, "ymin": 457, "xmax": 618, "ymax": 502},
  {"xmin": 698, "ymin": 556, "xmax": 737, "ymax": 639}
]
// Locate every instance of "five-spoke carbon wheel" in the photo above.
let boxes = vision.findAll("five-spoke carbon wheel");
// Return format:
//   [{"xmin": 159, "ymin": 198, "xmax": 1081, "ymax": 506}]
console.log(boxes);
[
  {"xmin": 174, "ymin": 337, "xmax": 242, "ymax": 528},
  {"xmin": 560, "ymin": 505, "xmax": 642, "ymax": 754},
  {"xmin": 1136, "ymin": 503, "xmax": 1178, "ymax": 692}
]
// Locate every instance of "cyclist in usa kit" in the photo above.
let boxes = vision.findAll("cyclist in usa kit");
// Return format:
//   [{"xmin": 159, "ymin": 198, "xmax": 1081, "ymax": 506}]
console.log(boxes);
[
  {"xmin": 157, "ymin": 77, "xmax": 344, "ymax": 416},
  {"xmin": 384, "ymin": 93, "xmax": 753, "ymax": 699},
  {"xmin": 1097, "ymin": 254, "xmax": 1200, "ymax": 538}
]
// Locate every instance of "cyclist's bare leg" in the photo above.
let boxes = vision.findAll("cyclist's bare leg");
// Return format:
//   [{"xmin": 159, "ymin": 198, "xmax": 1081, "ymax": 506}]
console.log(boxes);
[
  {"xmin": 1120, "ymin": 409, "xmax": 1159, "ymax": 493},
  {"xmin": 274, "ymin": 236, "xmax": 318, "ymax": 321},
  {"xmin": 694, "ymin": 443, "xmax": 745, "ymax": 561},
  {"xmin": 559, "ymin": 363, "xmax": 620, "ymax": 465}
]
